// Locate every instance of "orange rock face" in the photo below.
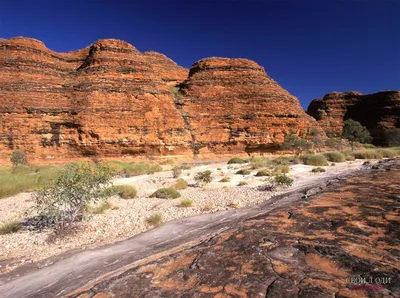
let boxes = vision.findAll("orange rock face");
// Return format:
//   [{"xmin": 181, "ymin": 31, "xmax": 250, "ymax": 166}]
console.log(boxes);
[
  {"xmin": 307, "ymin": 91, "xmax": 400, "ymax": 143},
  {"xmin": 0, "ymin": 38, "xmax": 324, "ymax": 162},
  {"xmin": 0, "ymin": 37, "xmax": 192, "ymax": 161},
  {"xmin": 177, "ymin": 58, "xmax": 324, "ymax": 155}
]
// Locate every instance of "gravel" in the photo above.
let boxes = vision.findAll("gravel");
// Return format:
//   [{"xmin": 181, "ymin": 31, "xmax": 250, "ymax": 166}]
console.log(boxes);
[{"xmin": 0, "ymin": 159, "xmax": 367, "ymax": 274}]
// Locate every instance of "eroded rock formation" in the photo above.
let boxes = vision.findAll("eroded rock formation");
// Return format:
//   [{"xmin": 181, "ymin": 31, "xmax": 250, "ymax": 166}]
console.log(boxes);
[
  {"xmin": 307, "ymin": 91, "xmax": 400, "ymax": 143},
  {"xmin": 177, "ymin": 58, "xmax": 324, "ymax": 155},
  {"xmin": 0, "ymin": 37, "xmax": 324, "ymax": 161}
]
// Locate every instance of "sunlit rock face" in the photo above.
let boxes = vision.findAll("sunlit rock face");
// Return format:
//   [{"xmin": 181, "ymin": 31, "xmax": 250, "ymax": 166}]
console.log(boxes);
[
  {"xmin": 178, "ymin": 57, "xmax": 324, "ymax": 156},
  {"xmin": 307, "ymin": 90, "xmax": 400, "ymax": 143},
  {"xmin": 0, "ymin": 38, "xmax": 325, "ymax": 162}
]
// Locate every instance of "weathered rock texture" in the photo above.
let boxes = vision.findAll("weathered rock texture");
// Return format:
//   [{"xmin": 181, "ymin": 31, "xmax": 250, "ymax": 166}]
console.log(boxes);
[
  {"xmin": 0, "ymin": 37, "xmax": 191, "ymax": 161},
  {"xmin": 176, "ymin": 58, "xmax": 324, "ymax": 155},
  {"xmin": 307, "ymin": 91, "xmax": 400, "ymax": 144},
  {"xmin": 0, "ymin": 37, "xmax": 323, "ymax": 162}
]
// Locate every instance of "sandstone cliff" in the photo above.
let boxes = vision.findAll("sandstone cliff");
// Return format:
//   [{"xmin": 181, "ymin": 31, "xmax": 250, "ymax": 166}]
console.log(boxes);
[
  {"xmin": 0, "ymin": 37, "xmax": 324, "ymax": 162},
  {"xmin": 176, "ymin": 57, "xmax": 324, "ymax": 155},
  {"xmin": 307, "ymin": 91, "xmax": 400, "ymax": 143},
  {"xmin": 0, "ymin": 37, "xmax": 192, "ymax": 161}
]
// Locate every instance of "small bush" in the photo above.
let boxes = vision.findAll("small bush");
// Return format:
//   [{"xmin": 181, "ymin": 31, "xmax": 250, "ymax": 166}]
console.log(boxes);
[
  {"xmin": 352, "ymin": 150, "xmax": 383, "ymax": 160},
  {"xmin": 0, "ymin": 220, "xmax": 21, "ymax": 235},
  {"xmin": 174, "ymin": 178, "xmax": 188, "ymax": 190},
  {"xmin": 238, "ymin": 181, "xmax": 248, "ymax": 186},
  {"xmin": 311, "ymin": 167, "xmax": 326, "ymax": 173},
  {"xmin": 180, "ymin": 163, "xmax": 192, "ymax": 170},
  {"xmin": 179, "ymin": 198, "xmax": 194, "ymax": 208},
  {"xmin": 274, "ymin": 174, "xmax": 294, "ymax": 187},
  {"xmin": 125, "ymin": 161, "xmax": 162, "ymax": 177},
  {"xmin": 331, "ymin": 163, "xmax": 336, "ymax": 166},
  {"xmin": 323, "ymin": 152, "xmax": 345, "ymax": 162},
  {"xmin": 302, "ymin": 154, "xmax": 328, "ymax": 166},
  {"xmin": 217, "ymin": 167, "xmax": 222, "ymax": 170},
  {"xmin": 363, "ymin": 144, "xmax": 376, "ymax": 149},
  {"xmin": 228, "ymin": 157, "xmax": 246, "ymax": 164},
  {"xmin": 255, "ymin": 169, "xmax": 270, "ymax": 176},
  {"xmin": 345, "ymin": 155, "xmax": 355, "ymax": 161},
  {"xmin": 236, "ymin": 169, "xmax": 251, "ymax": 175},
  {"xmin": 376, "ymin": 149, "xmax": 397, "ymax": 158},
  {"xmin": 275, "ymin": 165, "xmax": 290, "ymax": 174},
  {"xmin": 146, "ymin": 213, "xmax": 163, "ymax": 226},
  {"xmin": 249, "ymin": 157, "xmax": 270, "ymax": 169},
  {"xmin": 194, "ymin": 170, "xmax": 212, "ymax": 185},
  {"xmin": 10, "ymin": 151, "xmax": 28, "ymax": 167},
  {"xmin": 88, "ymin": 201, "xmax": 112, "ymax": 214},
  {"xmin": 111, "ymin": 185, "xmax": 137, "ymax": 199},
  {"xmin": 220, "ymin": 177, "xmax": 230, "ymax": 182},
  {"xmin": 150, "ymin": 188, "xmax": 181, "ymax": 199},
  {"xmin": 171, "ymin": 166, "xmax": 182, "ymax": 178}
]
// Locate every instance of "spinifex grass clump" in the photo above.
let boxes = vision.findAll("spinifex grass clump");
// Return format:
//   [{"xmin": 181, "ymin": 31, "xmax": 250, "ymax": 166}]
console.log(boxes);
[
  {"xmin": 311, "ymin": 167, "xmax": 326, "ymax": 173},
  {"xmin": 110, "ymin": 185, "xmax": 137, "ymax": 199},
  {"xmin": 150, "ymin": 188, "xmax": 181, "ymax": 199},
  {"xmin": 146, "ymin": 212, "xmax": 163, "ymax": 226},
  {"xmin": 0, "ymin": 220, "xmax": 21, "ymax": 235},
  {"xmin": 236, "ymin": 169, "xmax": 251, "ymax": 175},
  {"xmin": 323, "ymin": 152, "xmax": 345, "ymax": 162},
  {"xmin": 255, "ymin": 169, "xmax": 270, "ymax": 176},
  {"xmin": 352, "ymin": 150, "xmax": 383, "ymax": 160},
  {"xmin": 179, "ymin": 198, "xmax": 194, "ymax": 208},
  {"xmin": 301, "ymin": 154, "xmax": 329, "ymax": 166},
  {"xmin": 227, "ymin": 157, "xmax": 247, "ymax": 164},
  {"xmin": 174, "ymin": 178, "xmax": 188, "ymax": 190}
]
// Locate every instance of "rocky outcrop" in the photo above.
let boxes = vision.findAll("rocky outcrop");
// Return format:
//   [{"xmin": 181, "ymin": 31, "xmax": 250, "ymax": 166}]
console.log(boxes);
[
  {"xmin": 0, "ymin": 37, "xmax": 192, "ymax": 161},
  {"xmin": 177, "ymin": 58, "xmax": 324, "ymax": 155},
  {"xmin": 307, "ymin": 91, "xmax": 400, "ymax": 143},
  {"xmin": 0, "ymin": 37, "xmax": 324, "ymax": 162}
]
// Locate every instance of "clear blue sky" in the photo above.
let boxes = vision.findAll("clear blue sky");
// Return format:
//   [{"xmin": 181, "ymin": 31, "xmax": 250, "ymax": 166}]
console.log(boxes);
[{"xmin": 1, "ymin": 0, "xmax": 399, "ymax": 109}]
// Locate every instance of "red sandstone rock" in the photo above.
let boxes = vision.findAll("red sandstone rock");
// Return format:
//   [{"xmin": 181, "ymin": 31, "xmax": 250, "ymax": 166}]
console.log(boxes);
[
  {"xmin": 177, "ymin": 57, "xmax": 324, "ymax": 155},
  {"xmin": 307, "ymin": 91, "xmax": 400, "ymax": 143},
  {"xmin": 0, "ymin": 37, "xmax": 326, "ymax": 162}
]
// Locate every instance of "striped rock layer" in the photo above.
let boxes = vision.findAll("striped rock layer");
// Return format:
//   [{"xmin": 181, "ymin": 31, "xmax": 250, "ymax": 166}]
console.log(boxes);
[
  {"xmin": 0, "ymin": 37, "xmax": 323, "ymax": 161},
  {"xmin": 307, "ymin": 91, "xmax": 400, "ymax": 143}
]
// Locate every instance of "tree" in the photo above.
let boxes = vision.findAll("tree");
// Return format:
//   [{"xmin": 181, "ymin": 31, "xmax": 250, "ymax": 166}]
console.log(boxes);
[
  {"xmin": 385, "ymin": 128, "xmax": 400, "ymax": 146},
  {"xmin": 10, "ymin": 151, "xmax": 28, "ymax": 166},
  {"xmin": 33, "ymin": 162, "xmax": 115, "ymax": 232},
  {"xmin": 281, "ymin": 134, "xmax": 312, "ymax": 155},
  {"xmin": 308, "ymin": 128, "xmax": 324, "ymax": 152},
  {"xmin": 342, "ymin": 119, "xmax": 372, "ymax": 151}
]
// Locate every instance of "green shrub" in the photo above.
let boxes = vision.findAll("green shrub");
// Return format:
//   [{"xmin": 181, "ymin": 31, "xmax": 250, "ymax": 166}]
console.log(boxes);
[
  {"xmin": 125, "ymin": 161, "xmax": 162, "ymax": 177},
  {"xmin": 342, "ymin": 119, "xmax": 372, "ymax": 150},
  {"xmin": 227, "ymin": 157, "xmax": 247, "ymax": 164},
  {"xmin": 33, "ymin": 162, "xmax": 115, "ymax": 231},
  {"xmin": 0, "ymin": 220, "xmax": 21, "ymax": 235},
  {"xmin": 323, "ymin": 152, "xmax": 345, "ymax": 162},
  {"xmin": 255, "ymin": 169, "xmax": 270, "ymax": 176},
  {"xmin": 179, "ymin": 198, "xmax": 194, "ymax": 208},
  {"xmin": 180, "ymin": 163, "xmax": 192, "ymax": 170},
  {"xmin": 385, "ymin": 128, "xmax": 400, "ymax": 146},
  {"xmin": 220, "ymin": 177, "xmax": 230, "ymax": 182},
  {"xmin": 194, "ymin": 170, "xmax": 212, "ymax": 185},
  {"xmin": 111, "ymin": 185, "xmax": 137, "ymax": 199},
  {"xmin": 104, "ymin": 161, "xmax": 126, "ymax": 174},
  {"xmin": 174, "ymin": 178, "xmax": 188, "ymax": 190},
  {"xmin": 146, "ymin": 212, "xmax": 163, "ymax": 226},
  {"xmin": 363, "ymin": 144, "xmax": 376, "ymax": 149},
  {"xmin": 325, "ymin": 138, "xmax": 344, "ymax": 150},
  {"xmin": 171, "ymin": 166, "xmax": 182, "ymax": 178},
  {"xmin": 376, "ymin": 149, "xmax": 397, "ymax": 158},
  {"xmin": 10, "ymin": 151, "xmax": 28, "ymax": 167},
  {"xmin": 352, "ymin": 150, "xmax": 383, "ymax": 160},
  {"xmin": 236, "ymin": 169, "xmax": 251, "ymax": 175},
  {"xmin": 274, "ymin": 174, "xmax": 294, "ymax": 187},
  {"xmin": 238, "ymin": 181, "xmax": 248, "ymax": 186},
  {"xmin": 281, "ymin": 134, "xmax": 312, "ymax": 155},
  {"xmin": 275, "ymin": 165, "xmax": 290, "ymax": 174},
  {"xmin": 302, "ymin": 154, "xmax": 329, "ymax": 166},
  {"xmin": 150, "ymin": 188, "xmax": 181, "ymax": 199},
  {"xmin": 87, "ymin": 201, "xmax": 112, "ymax": 214},
  {"xmin": 311, "ymin": 167, "xmax": 326, "ymax": 173},
  {"xmin": 249, "ymin": 157, "xmax": 270, "ymax": 169}
]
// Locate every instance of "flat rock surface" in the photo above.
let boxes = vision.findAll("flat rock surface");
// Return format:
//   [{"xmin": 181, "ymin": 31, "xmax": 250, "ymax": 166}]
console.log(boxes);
[{"xmin": 0, "ymin": 159, "xmax": 399, "ymax": 297}]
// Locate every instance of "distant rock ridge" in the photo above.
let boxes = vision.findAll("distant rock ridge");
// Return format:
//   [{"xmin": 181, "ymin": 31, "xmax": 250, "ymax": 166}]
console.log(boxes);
[{"xmin": 307, "ymin": 90, "xmax": 400, "ymax": 143}]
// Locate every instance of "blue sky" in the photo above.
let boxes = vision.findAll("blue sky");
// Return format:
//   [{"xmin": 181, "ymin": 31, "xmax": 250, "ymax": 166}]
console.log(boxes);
[{"xmin": 1, "ymin": 0, "xmax": 399, "ymax": 108}]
